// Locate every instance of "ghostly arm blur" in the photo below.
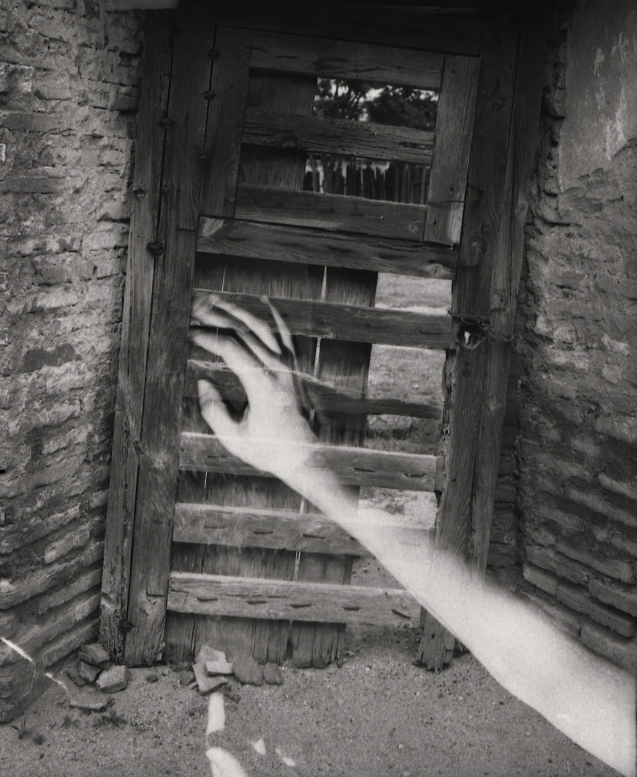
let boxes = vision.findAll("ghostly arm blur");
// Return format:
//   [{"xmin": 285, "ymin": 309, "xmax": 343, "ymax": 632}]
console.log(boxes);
[{"xmin": 191, "ymin": 294, "xmax": 636, "ymax": 777}]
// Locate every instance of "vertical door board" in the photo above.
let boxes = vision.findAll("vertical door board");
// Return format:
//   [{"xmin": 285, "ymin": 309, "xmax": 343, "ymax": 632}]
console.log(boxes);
[
  {"xmin": 100, "ymin": 12, "xmax": 174, "ymax": 661},
  {"xmin": 418, "ymin": 10, "xmax": 550, "ymax": 669},
  {"xmin": 163, "ymin": 23, "xmax": 254, "ymax": 664},
  {"xmin": 424, "ymin": 54, "xmax": 480, "ymax": 246},
  {"xmin": 123, "ymin": 0, "xmax": 216, "ymax": 666}
]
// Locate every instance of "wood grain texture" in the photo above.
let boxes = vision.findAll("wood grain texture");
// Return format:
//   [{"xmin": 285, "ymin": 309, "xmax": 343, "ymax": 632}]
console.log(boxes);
[
  {"xmin": 179, "ymin": 432, "xmax": 440, "ymax": 492},
  {"xmin": 424, "ymin": 54, "xmax": 480, "ymax": 245},
  {"xmin": 123, "ymin": 1, "xmax": 215, "ymax": 666},
  {"xmin": 168, "ymin": 573, "xmax": 421, "ymax": 627},
  {"xmin": 419, "ymin": 14, "xmax": 550, "ymax": 668},
  {"xmin": 218, "ymin": 1, "xmax": 482, "ymax": 55},
  {"xmin": 453, "ymin": 23, "xmax": 518, "ymax": 318},
  {"xmin": 100, "ymin": 12, "xmax": 173, "ymax": 661},
  {"xmin": 242, "ymin": 109, "xmax": 434, "ymax": 164},
  {"xmin": 234, "ymin": 185, "xmax": 426, "ymax": 240},
  {"xmin": 173, "ymin": 503, "xmax": 367, "ymax": 555},
  {"xmin": 198, "ymin": 217, "xmax": 457, "ymax": 279},
  {"xmin": 190, "ymin": 289, "xmax": 452, "ymax": 348},
  {"xmin": 185, "ymin": 359, "xmax": 442, "ymax": 419},
  {"xmin": 183, "ymin": 68, "xmax": 323, "ymax": 666},
  {"xmin": 470, "ymin": 7, "xmax": 551, "ymax": 571},
  {"xmin": 200, "ymin": 26, "xmax": 253, "ymax": 217},
  {"xmin": 251, "ymin": 31, "xmax": 443, "ymax": 89}
]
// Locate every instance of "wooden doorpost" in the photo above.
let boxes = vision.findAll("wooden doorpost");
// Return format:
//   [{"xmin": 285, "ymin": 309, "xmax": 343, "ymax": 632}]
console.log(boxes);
[
  {"xmin": 100, "ymin": 11, "xmax": 174, "ymax": 661},
  {"xmin": 119, "ymin": 0, "xmax": 216, "ymax": 666},
  {"xmin": 418, "ymin": 5, "xmax": 550, "ymax": 670}
]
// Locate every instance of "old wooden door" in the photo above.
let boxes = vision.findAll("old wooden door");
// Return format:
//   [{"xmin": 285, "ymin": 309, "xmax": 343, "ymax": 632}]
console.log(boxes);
[{"xmin": 101, "ymin": 0, "xmax": 548, "ymax": 668}]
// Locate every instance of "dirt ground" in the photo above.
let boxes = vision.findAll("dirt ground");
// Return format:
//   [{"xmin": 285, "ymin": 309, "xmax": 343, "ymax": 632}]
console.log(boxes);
[{"xmin": 0, "ymin": 624, "xmax": 618, "ymax": 777}]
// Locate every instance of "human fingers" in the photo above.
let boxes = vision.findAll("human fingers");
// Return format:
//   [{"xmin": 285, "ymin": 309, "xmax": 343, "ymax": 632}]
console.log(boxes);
[
  {"xmin": 197, "ymin": 380, "xmax": 239, "ymax": 441},
  {"xmin": 262, "ymin": 296, "xmax": 295, "ymax": 356},
  {"xmin": 191, "ymin": 331, "xmax": 279, "ymax": 408},
  {"xmin": 194, "ymin": 292, "xmax": 282, "ymax": 355}
]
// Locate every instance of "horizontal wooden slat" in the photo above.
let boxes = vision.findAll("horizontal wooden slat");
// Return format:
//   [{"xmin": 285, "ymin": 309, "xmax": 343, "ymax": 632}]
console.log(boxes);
[
  {"xmin": 251, "ymin": 31, "xmax": 444, "ymax": 90},
  {"xmin": 174, "ymin": 503, "xmax": 367, "ymax": 555},
  {"xmin": 168, "ymin": 572, "xmax": 421, "ymax": 626},
  {"xmin": 198, "ymin": 217, "xmax": 457, "ymax": 280},
  {"xmin": 234, "ymin": 185, "xmax": 427, "ymax": 240},
  {"xmin": 179, "ymin": 432, "xmax": 442, "ymax": 491},
  {"xmin": 217, "ymin": 4, "xmax": 482, "ymax": 56},
  {"xmin": 191, "ymin": 290, "xmax": 451, "ymax": 348},
  {"xmin": 185, "ymin": 360, "xmax": 442, "ymax": 419},
  {"xmin": 242, "ymin": 109, "xmax": 434, "ymax": 165}
]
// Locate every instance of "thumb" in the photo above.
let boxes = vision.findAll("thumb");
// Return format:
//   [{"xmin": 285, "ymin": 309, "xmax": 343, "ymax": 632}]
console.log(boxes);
[{"xmin": 197, "ymin": 380, "xmax": 237, "ymax": 439}]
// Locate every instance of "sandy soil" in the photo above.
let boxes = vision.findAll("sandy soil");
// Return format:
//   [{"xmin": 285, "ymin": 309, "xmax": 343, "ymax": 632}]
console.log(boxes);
[{"xmin": 0, "ymin": 625, "xmax": 617, "ymax": 777}]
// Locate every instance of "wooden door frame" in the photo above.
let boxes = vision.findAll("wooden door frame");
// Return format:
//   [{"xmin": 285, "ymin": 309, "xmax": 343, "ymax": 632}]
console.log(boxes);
[{"xmin": 100, "ymin": 0, "xmax": 550, "ymax": 665}]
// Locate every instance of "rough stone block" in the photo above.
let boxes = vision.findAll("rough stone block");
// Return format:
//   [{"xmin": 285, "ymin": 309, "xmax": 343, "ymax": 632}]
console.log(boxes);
[
  {"xmin": 194, "ymin": 663, "xmax": 227, "ymax": 695},
  {"xmin": 581, "ymin": 622, "xmax": 637, "ymax": 674},
  {"xmin": 69, "ymin": 688, "xmax": 108, "ymax": 711},
  {"xmin": 232, "ymin": 655, "xmax": 263, "ymax": 686},
  {"xmin": 205, "ymin": 658, "xmax": 233, "ymax": 676},
  {"xmin": 589, "ymin": 579, "xmax": 637, "ymax": 618},
  {"xmin": 96, "ymin": 664, "xmax": 128, "ymax": 693},
  {"xmin": 556, "ymin": 581, "xmax": 636, "ymax": 637},
  {"xmin": 43, "ymin": 525, "xmax": 91, "ymax": 565},
  {"xmin": 0, "ymin": 610, "xmax": 18, "ymax": 639},
  {"xmin": 262, "ymin": 663, "xmax": 284, "ymax": 686},
  {"xmin": 78, "ymin": 659, "xmax": 101, "ymax": 683},
  {"xmin": 523, "ymin": 563, "xmax": 559, "ymax": 596},
  {"xmin": 525, "ymin": 544, "xmax": 591, "ymax": 586},
  {"xmin": 556, "ymin": 540, "xmax": 634, "ymax": 584},
  {"xmin": 78, "ymin": 642, "xmax": 110, "ymax": 668}
]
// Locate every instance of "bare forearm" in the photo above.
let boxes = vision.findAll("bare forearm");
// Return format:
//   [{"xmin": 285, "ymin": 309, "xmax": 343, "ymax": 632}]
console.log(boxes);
[{"xmin": 301, "ymin": 472, "xmax": 636, "ymax": 777}]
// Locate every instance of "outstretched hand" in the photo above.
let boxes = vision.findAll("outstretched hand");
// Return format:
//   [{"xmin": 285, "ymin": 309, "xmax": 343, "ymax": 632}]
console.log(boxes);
[{"xmin": 190, "ymin": 293, "xmax": 323, "ymax": 500}]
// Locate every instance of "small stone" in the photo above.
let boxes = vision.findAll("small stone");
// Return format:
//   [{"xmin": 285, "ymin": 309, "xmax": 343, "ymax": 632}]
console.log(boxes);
[
  {"xmin": 64, "ymin": 664, "xmax": 87, "ymax": 687},
  {"xmin": 145, "ymin": 671, "xmax": 159, "ymax": 683},
  {"xmin": 78, "ymin": 660, "xmax": 102, "ymax": 684},
  {"xmin": 262, "ymin": 663, "xmax": 284, "ymax": 686},
  {"xmin": 205, "ymin": 659, "xmax": 233, "ymax": 676},
  {"xmin": 78, "ymin": 643, "xmax": 110, "ymax": 669},
  {"xmin": 195, "ymin": 645, "xmax": 228, "ymax": 666},
  {"xmin": 69, "ymin": 689, "xmax": 108, "ymax": 711},
  {"xmin": 177, "ymin": 669, "xmax": 195, "ymax": 686},
  {"xmin": 193, "ymin": 662, "xmax": 227, "ymax": 695},
  {"xmin": 96, "ymin": 665, "xmax": 129, "ymax": 693},
  {"xmin": 232, "ymin": 655, "xmax": 263, "ymax": 686},
  {"xmin": 222, "ymin": 681, "xmax": 241, "ymax": 704}
]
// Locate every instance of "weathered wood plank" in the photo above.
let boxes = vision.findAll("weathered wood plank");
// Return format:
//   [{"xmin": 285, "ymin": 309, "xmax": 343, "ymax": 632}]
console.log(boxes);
[
  {"xmin": 424, "ymin": 55, "xmax": 480, "ymax": 245},
  {"xmin": 200, "ymin": 27, "xmax": 253, "ymax": 217},
  {"xmin": 190, "ymin": 290, "xmax": 452, "ymax": 348},
  {"xmin": 251, "ymin": 31, "xmax": 443, "ymax": 89},
  {"xmin": 242, "ymin": 109, "xmax": 434, "ymax": 165},
  {"xmin": 417, "ymin": 25, "xmax": 519, "ymax": 670},
  {"xmin": 188, "ymin": 68, "xmax": 322, "ymax": 666},
  {"xmin": 185, "ymin": 360, "xmax": 442, "ymax": 419},
  {"xmin": 123, "ymin": 1, "xmax": 215, "ymax": 666},
  {"xmin": 218, "ymin": 1, "xmax": 482, "ymax": 55},
  {"xmin": 471, "ymin": 6, "xmax": 551, "ymax": 570},
  {"xmin": 234, "ymin": 185, "xmax": 426, "ymax": 240},
  {"xmin": 419, "ymin": 13, "xmax": 550, "ymax": 668},
  {"xmin": 179, "ymin": 432, "xmax": 441, "ymax": 492},
  {"xmin": 198, "ymin": 217, "xmax": 457, "ymax": 280},
  {"xmin": 168, "ymin": 573, "xmax": 421, "ymax": 627},
  {"xmin": 100, "ymin": 12, "xmax": 173, "ymax": 662},
  {"xmin": 173, "ymin": 503, "xmax": 367, "ymax": 555}
]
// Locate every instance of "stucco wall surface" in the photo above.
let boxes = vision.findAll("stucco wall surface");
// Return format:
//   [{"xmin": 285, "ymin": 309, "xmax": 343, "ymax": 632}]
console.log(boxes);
[
  {"xmin": 515, "ymin": 0, "xmax": 637, "ymax": 673},
  {"xmin": 0, "ymin": 0, "xmax": 141, "ymax": 720}
]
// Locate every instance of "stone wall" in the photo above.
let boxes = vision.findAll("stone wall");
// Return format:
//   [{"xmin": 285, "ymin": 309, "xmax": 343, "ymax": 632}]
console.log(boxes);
[
  {"xmin": 506, "ymin": 0, "xmax": 637, "ymax": 673},
  {"xmin": 0, "ymin": 0, "xmax": 141, "ymax": 719}
]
